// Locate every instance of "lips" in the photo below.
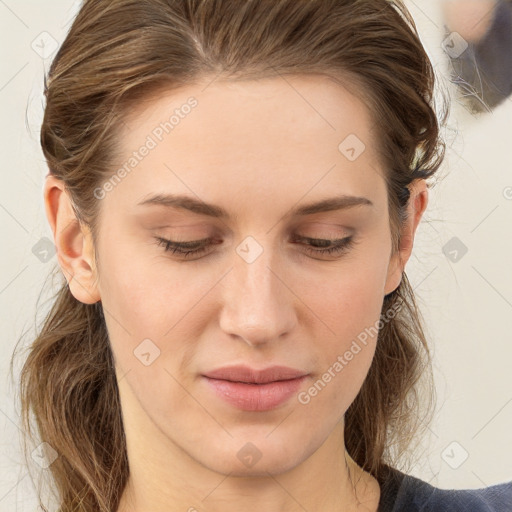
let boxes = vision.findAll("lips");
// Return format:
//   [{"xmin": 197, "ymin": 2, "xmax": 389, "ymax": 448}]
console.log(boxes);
[
  {"xmin": 202, "ymin": 365, "xmax": 308, "ymax": 384},
  {"xmin": 201, "ymin": 365, "xmax": 309, "ymax": 411}
]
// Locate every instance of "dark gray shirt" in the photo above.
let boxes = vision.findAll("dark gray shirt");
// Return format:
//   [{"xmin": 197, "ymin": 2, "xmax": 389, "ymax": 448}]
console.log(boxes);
[{"xmin": 377, "ymin": 464, "xmax": 512, "ymax": 511}]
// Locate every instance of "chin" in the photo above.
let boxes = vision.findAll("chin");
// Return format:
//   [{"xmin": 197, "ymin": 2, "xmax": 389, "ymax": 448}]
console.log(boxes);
[{"xmin": 196, "ymin": 435, "xmax": 311, "ymax": 477}]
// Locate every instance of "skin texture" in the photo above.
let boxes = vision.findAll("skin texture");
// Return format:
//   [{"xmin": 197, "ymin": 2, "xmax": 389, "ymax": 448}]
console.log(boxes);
[
  {"xmin": 442, "ymin": 0, "xmax": 499, "ymax": 43},
  {"xmin": 44, "ymin": 74, "xmax": 428, "ymax": 512}
]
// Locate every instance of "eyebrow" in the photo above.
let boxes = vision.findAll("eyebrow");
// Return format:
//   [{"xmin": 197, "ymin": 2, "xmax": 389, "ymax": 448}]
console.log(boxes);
[{"xmin": 136, "ymin": 193, "xmax": 373, "ymax": 219}]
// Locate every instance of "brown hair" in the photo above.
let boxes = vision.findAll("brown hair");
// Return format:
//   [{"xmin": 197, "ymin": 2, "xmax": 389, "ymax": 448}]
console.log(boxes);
[{"xmin": 11, "ymin": 0, "xmax": 448, "ymax": 510}]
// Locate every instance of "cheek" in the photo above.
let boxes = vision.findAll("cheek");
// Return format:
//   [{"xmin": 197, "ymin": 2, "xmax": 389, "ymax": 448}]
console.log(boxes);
[
  {"xmin": 96, "ymin": 240, "xmax": 187, "ymax": 365},
  {"xmin": 298, "ymin": 254, "xmax": 388, "ymax": 405},
  {"xmin": 98, "ymin": 229, "xmax": 195, "ymax": 327},
  {"xmin": 305, "ymin": 251, "xmax": 389, "ymax": 337},
  {"xmin": 99, "ymin": 257, "xmax": 200, "ymax": 418}
]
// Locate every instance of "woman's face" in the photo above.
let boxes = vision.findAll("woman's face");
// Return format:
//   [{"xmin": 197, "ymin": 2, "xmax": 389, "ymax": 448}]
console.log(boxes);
[{"xmin": 84, "ymin": 74, "xmax": 413, "ymax": 476}]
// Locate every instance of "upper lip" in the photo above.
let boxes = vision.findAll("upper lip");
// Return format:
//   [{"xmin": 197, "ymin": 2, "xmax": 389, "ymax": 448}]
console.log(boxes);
[{"xmin": 203, "ymin": 365, "xmax": 308, "ymax": 384}]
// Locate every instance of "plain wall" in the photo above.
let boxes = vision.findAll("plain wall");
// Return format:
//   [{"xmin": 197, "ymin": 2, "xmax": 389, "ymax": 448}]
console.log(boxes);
[{"xmin": 0, "ymin": 0, "xmax": 511, "ymax": 510}]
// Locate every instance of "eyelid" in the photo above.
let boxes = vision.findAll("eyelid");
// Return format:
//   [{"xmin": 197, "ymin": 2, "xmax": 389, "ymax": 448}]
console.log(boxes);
[
  {"xmin": 288, "ymin": 220, "xmax": 353, "ymax": 236},
  {"xmin": 154, "ymin": 233, "xmax": 357, "ymax": 260},
  {"xmin": 153, "ymin": 221, "xmax": 353, "ymax": 244}
]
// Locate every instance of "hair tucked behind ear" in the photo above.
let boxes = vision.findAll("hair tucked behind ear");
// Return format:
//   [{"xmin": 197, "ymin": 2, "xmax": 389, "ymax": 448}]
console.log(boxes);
[{"xmin": 11, "ymin": 0, "xmax": 447, "ymax": 510}]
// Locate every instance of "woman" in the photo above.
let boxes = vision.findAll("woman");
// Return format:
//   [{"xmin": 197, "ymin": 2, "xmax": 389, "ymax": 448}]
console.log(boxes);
[{"xmin": 13, "ymin": 0, "xmax": 512, "ymax": 511}]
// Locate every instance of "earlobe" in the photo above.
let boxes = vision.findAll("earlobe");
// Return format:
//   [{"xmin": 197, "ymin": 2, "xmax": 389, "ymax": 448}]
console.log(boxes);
[
  {"xmin": 43, "ymin": 175, "xmax": 101, "ymax": 304},
  {"xmin": 384, "ymin": 253, "xmax": 403, "ymax": 296},
  {"xmin": 384, "ymin": 179, "xmax": 429, "ymax": 296}
]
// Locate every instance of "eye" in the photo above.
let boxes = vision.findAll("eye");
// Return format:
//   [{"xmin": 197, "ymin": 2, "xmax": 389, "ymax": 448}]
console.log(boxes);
[
  {"xmin": 154, "ymin": 235, "xmax": 355, "ymax": 260},
  {"xmin": 155, "ymin": 236, "xmax": 215, "ymax": 259},
  {"xmin": 292, "ymin": 235, "xmax": 355, "ymax": 258}
]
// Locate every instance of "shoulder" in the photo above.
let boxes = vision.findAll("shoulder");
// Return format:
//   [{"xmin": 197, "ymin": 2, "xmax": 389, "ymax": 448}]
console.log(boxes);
[
  {"xmin": 378, "ymin": 466, "xmax": 512, "ymax": 512},
  {"xmin": 408, "ymin": 478, "xmax": 512, "ymax": 512}
]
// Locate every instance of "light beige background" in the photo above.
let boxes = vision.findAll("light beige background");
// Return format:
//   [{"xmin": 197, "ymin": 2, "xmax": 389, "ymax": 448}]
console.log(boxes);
[{"xmin": 1, "ymin": 0, "xmax": 511, "ymax": 510}]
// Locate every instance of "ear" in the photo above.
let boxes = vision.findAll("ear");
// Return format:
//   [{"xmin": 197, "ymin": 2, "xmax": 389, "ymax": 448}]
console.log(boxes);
[
  {"xmin": 43, "ymin": 175, "xmax": 101, "ymax": 304},
  {"xmin": 384, "ymin": 179, "xmax": 429, "ymax": 296}
]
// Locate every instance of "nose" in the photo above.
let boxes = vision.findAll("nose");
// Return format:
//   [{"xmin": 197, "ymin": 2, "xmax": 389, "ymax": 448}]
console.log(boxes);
[{"xmin": 218, "ymin": 245, "xmax": 297, "ymax": 348}]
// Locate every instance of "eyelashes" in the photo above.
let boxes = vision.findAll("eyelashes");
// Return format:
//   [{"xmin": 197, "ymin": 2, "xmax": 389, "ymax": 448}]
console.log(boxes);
[
  {"xmin": 155, "ymin": 237, "xmax": 214, "ymax": 259},
  {"xmin": 154, "ymin": 235, "xmax": 355, "ymax": 260},
  {"xmin": 289, "ymin": 235, "xmax": 355, "ymax": 257}
]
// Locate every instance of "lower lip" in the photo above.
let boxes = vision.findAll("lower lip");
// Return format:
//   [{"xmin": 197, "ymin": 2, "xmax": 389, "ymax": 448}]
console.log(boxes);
[{"xmin": 202, "ymin": 375, "xmax": 308, "ymax": 411}]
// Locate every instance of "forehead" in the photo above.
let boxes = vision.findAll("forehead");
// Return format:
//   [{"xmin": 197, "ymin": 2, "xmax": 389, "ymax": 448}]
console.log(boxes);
[
  {"xmin": 121, "ymin": 73, "xmax": 377, "ymax": 149},
  {"xmin": 105, "ymin": 74, "xmax": 386, "ymax": 219}
]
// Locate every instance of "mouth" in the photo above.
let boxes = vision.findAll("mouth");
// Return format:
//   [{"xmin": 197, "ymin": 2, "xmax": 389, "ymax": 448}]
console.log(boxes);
[
  {"xmin": 202, "ymin": 365, "xmax": 308, "ymax": 384},
  {"xmin": 201, "ymin": 371, "xmax": 309, "ymax": 412}
]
